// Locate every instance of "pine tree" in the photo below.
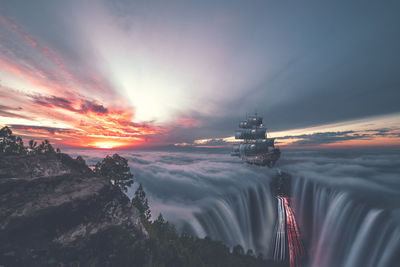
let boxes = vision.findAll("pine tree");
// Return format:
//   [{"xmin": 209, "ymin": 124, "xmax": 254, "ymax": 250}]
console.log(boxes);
[
  {"xmin": 131, "ymin": 183, "xmax": 151, "ymax": 223},
  {"xmin": 155, "ymin": 213, "xmax": 165, "ymax": 224},
  {"xmin": 28, "ymin": 140, "xmax": 37, "ymax": 154}
]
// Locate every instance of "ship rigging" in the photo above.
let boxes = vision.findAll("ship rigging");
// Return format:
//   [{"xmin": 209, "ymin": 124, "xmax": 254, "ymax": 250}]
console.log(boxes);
[{"xmin": 231, "ymin": 112, "xmax": 280, "ymax": 167}]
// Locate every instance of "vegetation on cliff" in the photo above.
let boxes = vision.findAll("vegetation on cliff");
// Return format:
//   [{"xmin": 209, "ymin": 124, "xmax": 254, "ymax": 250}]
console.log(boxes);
[
  {"xmin": 0, "ymin": 126, "xmax": 286, "ymax": 267},
  {"xmin": 129, "ymin": 185, "xmax": 286, "ymax": 267},
  {"xmin": 0, "ymin": 126, "xmax": 59, "ymax": 155}
]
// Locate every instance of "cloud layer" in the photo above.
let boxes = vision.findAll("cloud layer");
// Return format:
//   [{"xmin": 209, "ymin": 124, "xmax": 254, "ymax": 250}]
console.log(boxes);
[{"xmin": 66, "ymin": 148, "xmax": 400, "ymax": 260}]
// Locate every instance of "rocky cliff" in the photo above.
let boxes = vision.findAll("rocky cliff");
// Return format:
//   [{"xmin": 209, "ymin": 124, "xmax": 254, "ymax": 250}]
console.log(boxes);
[{"xmin": 0, "ymin": 153, "xmax": 146, "ymax": 266}]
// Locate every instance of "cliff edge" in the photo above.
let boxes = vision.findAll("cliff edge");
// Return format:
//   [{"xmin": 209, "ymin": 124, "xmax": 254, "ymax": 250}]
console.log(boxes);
[{"xmin": 0, "ymin": 153, "xmax": 146, "ymax": 266}]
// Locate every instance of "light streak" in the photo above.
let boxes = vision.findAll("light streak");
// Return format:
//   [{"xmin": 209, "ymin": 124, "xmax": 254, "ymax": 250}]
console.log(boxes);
[
  {"xmin": 274, "ymin": 196, "xmax": 305, "ymax": 267},
  {"xmin": 283, "ymin": 196, "xmax": 305, "ymax": 267}
]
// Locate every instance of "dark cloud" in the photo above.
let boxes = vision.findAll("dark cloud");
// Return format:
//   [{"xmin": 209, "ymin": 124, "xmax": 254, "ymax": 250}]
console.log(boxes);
[
  {"xmin": 281, "ymin": 131, "xmax": 370, "ymax": 146},
  {"xmin": 9, "ymin": 124, "xmax": 76, "ymax": 135},
  {"xmin": 275, "ymin": 128, "xmax": 400, "ymax": 147},
  {"xmin": 0, "ymin": 105, "xmax": 29, "ymax": 119},
  {"xmin": 366, "ymin": 128, "xmax": 399, "ymax": 136},
  {"xmin": 80, "ymin": 100, "xmax": 108, "ymax": 114},
  {"xmin": 32, "ymin": 95, "xmax": 75, "ymax": 111},
  {"xmin": 31, "ymin": 94, "xmax": 109, "ymax": 115},
  {"xmin": 119, "ymin": 121, "xmax": 153, "ymax": 129},
  {"xmin": 174, "ymin": 128, "xmax": 400, "ymax": 148},
  {"xmin": 0, "ymin": 110, "xmax": 30, "ymax": 120},
  {"xmin": 0, "ymin": 105, "xmax": 22, "ymax": 110},
  {"xmin": 175, "ymin": 128, "xmax": 400, "ymax": 148},
  {"xmin": 174, "ymin": 1, "xmax": 400, "ymax": 137}
]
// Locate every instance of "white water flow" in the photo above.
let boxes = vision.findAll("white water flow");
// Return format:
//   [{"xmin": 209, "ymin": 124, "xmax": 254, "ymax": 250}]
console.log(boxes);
[
  {"xmin": 273, "ymin": 196, "xmax": 286, "ymax": 261},
  {"xmin": 186, "ymin": 173, "xmax": 400, "ymax": 267},
  {"xmin": 69, "ymin": 149, "xmax": 400, "ymax": 267},
  {"xmin": 187, "ymin": 179, "xmax": 277, "ymax": 257},
  {"xmin": 291, "ymin": 177, "xmax": 400, "ymax": 267}
]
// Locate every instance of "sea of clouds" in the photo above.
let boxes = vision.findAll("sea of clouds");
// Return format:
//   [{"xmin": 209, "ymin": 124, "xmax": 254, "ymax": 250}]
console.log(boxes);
[
  {"xmin": 65, "ymin": 148, "xmax": 400, "ymax": 222},
  {"xmin": 64, "ymin": 148, "xmax": 400, "ymax": 260}
]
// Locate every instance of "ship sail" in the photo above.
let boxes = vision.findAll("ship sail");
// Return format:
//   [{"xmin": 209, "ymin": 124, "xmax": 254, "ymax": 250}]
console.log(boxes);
[
  {"xmin": 235, "ymin": 128, "xmax": 267, "ymax": 140},
  {"xmin": 231, "ymin": 112, "xmax": 280, "ymax": 167},
  {"xmin": 239, "ymin": 115, "xmax": 263, "ymax": 128}
]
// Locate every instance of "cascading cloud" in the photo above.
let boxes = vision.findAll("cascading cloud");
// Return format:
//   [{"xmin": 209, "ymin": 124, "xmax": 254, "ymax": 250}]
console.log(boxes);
[{"xmin": 68, "ymin": 148, "xmax": 400, "ymax": 267}]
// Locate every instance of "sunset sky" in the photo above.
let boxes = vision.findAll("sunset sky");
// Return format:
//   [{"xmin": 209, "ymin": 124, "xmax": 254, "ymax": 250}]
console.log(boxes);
[{"xmin": 0, "ymin": 1, "xmax": 399, "ymax": 149}]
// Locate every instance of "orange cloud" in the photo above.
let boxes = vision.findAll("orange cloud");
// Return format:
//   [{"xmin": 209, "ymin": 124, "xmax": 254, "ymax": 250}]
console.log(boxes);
[
  {"xmin": 2, "ymin": 85, "xmax": 184, "ymax": 149},
  {"xmin": 0, "ymin": 15, "xmax": 172, "ymax": 148}
]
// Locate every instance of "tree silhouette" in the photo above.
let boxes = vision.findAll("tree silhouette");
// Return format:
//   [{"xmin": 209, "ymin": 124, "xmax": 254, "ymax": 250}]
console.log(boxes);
[
  {"xmin": 0, "ymin": 126, "xmax": 13, "ymax": 153},
  {"xmin": 75, "ymin": 156, "xmax": 86, "ymax": 166},
  {"xmin": 233, "ymin": 245, "xmax": 245, "ymax": 255},
  {"xmin": 28, "ymin": 140, "xmax": 37, "ymax": 154},
  {"xmin": 94, "ymin": 154, "xmax": 134, "ymax": 192},
  {"xmin": 131, "ymin": 183, "xmax": 151, "ymax": 223},
  {"xmin": 0, "ymin": 128, "xmax": 60, "ymax": 155},
  {"xmin": 155, "ymin": 213, "xmax": 165, "ymax": 224},
  {"xmin": 0, "ymin": 126, "xmax": 12, "ymax": 139},
  {"xmin": 0, "ymin": 126, "xmax": 26, "ymax": 154},
  {"xmin": 35, "ymin": 140, "xmax": 55, "ymax": 154},
  {"xmin": 15, "ymin": 136, "xmax": 26, "ymax": 154}
]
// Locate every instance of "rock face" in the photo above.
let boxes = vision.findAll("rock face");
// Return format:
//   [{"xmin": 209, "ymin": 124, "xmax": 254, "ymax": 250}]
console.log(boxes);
[{"xmin": 0, "ymin": 153, "xmax": 146, "ymax": 266}]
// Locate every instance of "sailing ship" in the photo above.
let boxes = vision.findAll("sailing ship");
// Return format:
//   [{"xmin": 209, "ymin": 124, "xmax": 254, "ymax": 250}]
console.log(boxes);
[
  {"xmin": 231, "ymin": 112, "xmax": 280, "ymax": 167},
  {"xmin": 231, "ymin": 113, "xmax": 305, "ymax": 266}
]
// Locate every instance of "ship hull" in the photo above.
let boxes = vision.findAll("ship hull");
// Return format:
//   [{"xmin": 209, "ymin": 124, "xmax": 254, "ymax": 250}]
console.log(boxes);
[{"xmin": 241, "ymin": 148, "xmax": 280, "ymax": 167}]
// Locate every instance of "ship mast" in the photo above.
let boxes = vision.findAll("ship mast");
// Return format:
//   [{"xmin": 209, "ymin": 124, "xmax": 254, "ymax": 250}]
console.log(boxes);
[{"xmin": 231, "ymin": 111, "xmax": 280, "ymax": 167}]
